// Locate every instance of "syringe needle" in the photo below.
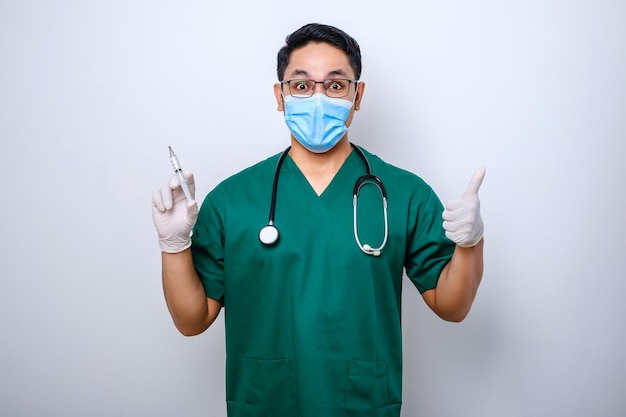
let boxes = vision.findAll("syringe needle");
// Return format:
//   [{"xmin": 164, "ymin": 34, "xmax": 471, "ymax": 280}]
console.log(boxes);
[{"xmin": 169, "ymin": 146, "xmax": 193, "ymax": 201}]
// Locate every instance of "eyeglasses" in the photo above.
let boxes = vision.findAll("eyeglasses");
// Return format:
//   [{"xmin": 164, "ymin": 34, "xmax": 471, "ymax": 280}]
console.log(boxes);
[{"xmin": 280, "ymin": 79, "xmax": 358, "ymax": 98}]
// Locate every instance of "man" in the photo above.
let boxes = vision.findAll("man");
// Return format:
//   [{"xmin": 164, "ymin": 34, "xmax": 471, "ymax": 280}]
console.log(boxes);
[{"xmin": 152, "ymin": 23, "xmax": 485, "ymax": 417}]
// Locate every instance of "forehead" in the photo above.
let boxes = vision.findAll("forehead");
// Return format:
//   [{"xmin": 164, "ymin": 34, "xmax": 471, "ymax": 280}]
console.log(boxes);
[{"xmin": 285, "ymin": 41, "xmax": 354, "ymax": 79}]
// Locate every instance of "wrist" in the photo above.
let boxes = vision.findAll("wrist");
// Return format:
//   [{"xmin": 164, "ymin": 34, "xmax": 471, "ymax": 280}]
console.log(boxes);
[{"xmin": 159, "ymin": 236, "xmax": 192, "ymax": 253}]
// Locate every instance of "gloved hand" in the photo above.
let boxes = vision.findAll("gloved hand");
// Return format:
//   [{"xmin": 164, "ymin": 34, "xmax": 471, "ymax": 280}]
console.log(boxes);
[
  {"xmin": 442, "ymin": 167, "xmax": 486, "ymax": 248},
  {"xmin": 151, "ymin": 171, "xmax": 198, "ymax": 253}
]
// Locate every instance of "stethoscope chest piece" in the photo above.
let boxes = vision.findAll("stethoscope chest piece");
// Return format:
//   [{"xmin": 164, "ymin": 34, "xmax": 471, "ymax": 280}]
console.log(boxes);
[{"xmin": 259, "ymin": 224, "xmax": 279, "ymax": 246}]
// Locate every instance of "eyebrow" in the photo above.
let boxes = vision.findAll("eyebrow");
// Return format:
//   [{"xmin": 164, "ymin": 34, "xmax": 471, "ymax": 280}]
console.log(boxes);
[{"xmin": 288, "ymin": 68, "xmax": 350, "ymax": 79}]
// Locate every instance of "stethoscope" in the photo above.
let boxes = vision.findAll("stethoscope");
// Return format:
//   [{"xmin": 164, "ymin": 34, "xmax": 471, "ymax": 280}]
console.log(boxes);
[{"xmin": 258, "ymin": 143, "xmax": 389, "ymax": 256}]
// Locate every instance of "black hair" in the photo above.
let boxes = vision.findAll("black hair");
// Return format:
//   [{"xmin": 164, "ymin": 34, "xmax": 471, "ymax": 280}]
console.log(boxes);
[{"xmin": 276, "ymin": 23, "xmax": 362, "ymax": 81}]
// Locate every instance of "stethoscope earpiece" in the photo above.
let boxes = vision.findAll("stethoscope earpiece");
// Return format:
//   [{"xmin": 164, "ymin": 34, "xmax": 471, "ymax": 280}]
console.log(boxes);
[{"xmin": 362, "ymin": 244, "xmax": 381, "ymax": 257}]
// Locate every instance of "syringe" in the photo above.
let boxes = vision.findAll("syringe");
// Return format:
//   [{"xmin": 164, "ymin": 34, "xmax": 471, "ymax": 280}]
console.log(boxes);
[{"xmin": 168, "ymin": 146, "xmax": 193, "ymax": 201}]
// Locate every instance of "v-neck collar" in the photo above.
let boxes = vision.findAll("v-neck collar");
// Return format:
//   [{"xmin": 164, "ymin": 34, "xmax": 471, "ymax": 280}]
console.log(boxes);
[{"xmin": 283, "ymin": 150, "xmax": 362, "ymax": 207}]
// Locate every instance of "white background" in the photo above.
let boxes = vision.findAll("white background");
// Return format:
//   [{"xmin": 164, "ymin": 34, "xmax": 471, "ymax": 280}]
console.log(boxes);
[{"xmin": 1, "ymin": 1, "xmax": 625, "ymax": 416}]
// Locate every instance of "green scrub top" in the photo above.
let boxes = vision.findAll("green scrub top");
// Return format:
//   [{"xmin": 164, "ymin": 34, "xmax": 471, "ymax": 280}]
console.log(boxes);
[{"xmin": 191, "ymin": 147, "xmax": 455, "ymax": 417}]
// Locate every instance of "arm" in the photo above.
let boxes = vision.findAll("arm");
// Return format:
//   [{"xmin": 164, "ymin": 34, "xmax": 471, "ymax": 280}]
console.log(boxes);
[
  {"xmin": 152, "ymin": 171, "xmax": 221, "ymax": 336},
  {"xmin": 422, "ymin": 239, "xmax": 483, "ymax": 322},
  {"xmin": 162, "ymin": 249, "xmax": 222, "ymax": 336},
  {"xmin": 423, "ymin": 167, "xmax": 486, "ymax": 322}
]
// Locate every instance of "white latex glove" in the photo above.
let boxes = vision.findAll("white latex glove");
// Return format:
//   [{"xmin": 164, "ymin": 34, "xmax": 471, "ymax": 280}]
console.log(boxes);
[
  {"xmin": 442, "ymin": 167, "xmax": 486, "ymax": 247},
  {"xmin": 151, "ymin": 171, "xmax": 198, "ymax": 253}
]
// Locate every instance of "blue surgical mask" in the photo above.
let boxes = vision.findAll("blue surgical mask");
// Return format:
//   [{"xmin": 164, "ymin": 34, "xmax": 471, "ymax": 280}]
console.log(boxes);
[{"xmin": 283, "ymin": 93, "xmax": 354, "ymax": 153}]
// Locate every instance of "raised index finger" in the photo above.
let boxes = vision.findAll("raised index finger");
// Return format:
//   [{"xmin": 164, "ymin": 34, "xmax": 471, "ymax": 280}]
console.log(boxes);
[{"xmin": 461, "ymin": 167, "xmax": 486, "ymax": 198}]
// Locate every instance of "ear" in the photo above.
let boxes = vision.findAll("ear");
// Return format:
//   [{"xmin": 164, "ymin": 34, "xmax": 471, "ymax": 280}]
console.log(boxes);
[
  {"xmin": 353, "ymin": 82, "xmax": 365, "ymax": 111},
  {"xmin": 274, "ymin": 83, "xmax": 284, "ymax": 111}
]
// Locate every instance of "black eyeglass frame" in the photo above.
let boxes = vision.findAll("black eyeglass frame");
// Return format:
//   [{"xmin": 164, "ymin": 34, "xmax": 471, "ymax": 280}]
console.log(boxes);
[{"xmin": 280, "ymin": 79, "xmax": 359, "ymax": 98}]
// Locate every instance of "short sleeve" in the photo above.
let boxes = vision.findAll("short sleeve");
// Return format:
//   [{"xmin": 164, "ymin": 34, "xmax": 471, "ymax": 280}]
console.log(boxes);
[
  {"xmin": 191, "ymin": 189, "xmax": 226, "ymax": 304},
  {"xmin": 404, "ymin": 186, "xmax": 455, "ymax": 293}
]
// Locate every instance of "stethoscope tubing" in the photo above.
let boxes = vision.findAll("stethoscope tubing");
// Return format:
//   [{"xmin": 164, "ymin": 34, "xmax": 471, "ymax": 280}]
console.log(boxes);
[
  {"xmin": 353, "ymin": 174, "xmax": 388, "ymax": 257},
  {"xmin": 268, "ymin": 148, "xmax": 290, "ymax": 225},
  {"xmin": 259, "ymin": 143, "xmax": 389, "ymax": 256}
]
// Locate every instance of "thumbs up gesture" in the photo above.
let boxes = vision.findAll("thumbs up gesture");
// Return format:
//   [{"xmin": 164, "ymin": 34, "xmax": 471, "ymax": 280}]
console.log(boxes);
[{"xmin": 442, "ymin": 168, "xmax": 486, "ymax": 248}]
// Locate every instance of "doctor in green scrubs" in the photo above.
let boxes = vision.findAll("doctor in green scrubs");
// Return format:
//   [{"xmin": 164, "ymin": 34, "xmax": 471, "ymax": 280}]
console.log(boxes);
[{"xmin": 152, "ymin": 23, "xmax": 485, "ymax": 417}]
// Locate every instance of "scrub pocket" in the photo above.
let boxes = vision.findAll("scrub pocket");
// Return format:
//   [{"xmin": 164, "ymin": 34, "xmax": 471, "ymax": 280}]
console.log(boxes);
[
  {"xmin": 345, "ymin": 359, "xmax": 391, "ymax": 417},
  {"xmin": 227, "ymin": 357, "xmax": 295, "ymax": 417}
]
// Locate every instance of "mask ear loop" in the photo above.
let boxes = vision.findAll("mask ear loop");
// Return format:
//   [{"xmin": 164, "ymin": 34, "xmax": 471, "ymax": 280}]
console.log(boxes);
[
  {"xmin": 347, "ymin": 81, "xmax": 360, "ymax": 108},
  {"xmin": 353, "ymin": 174, "xmax": 388, "ymax": 257}
]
